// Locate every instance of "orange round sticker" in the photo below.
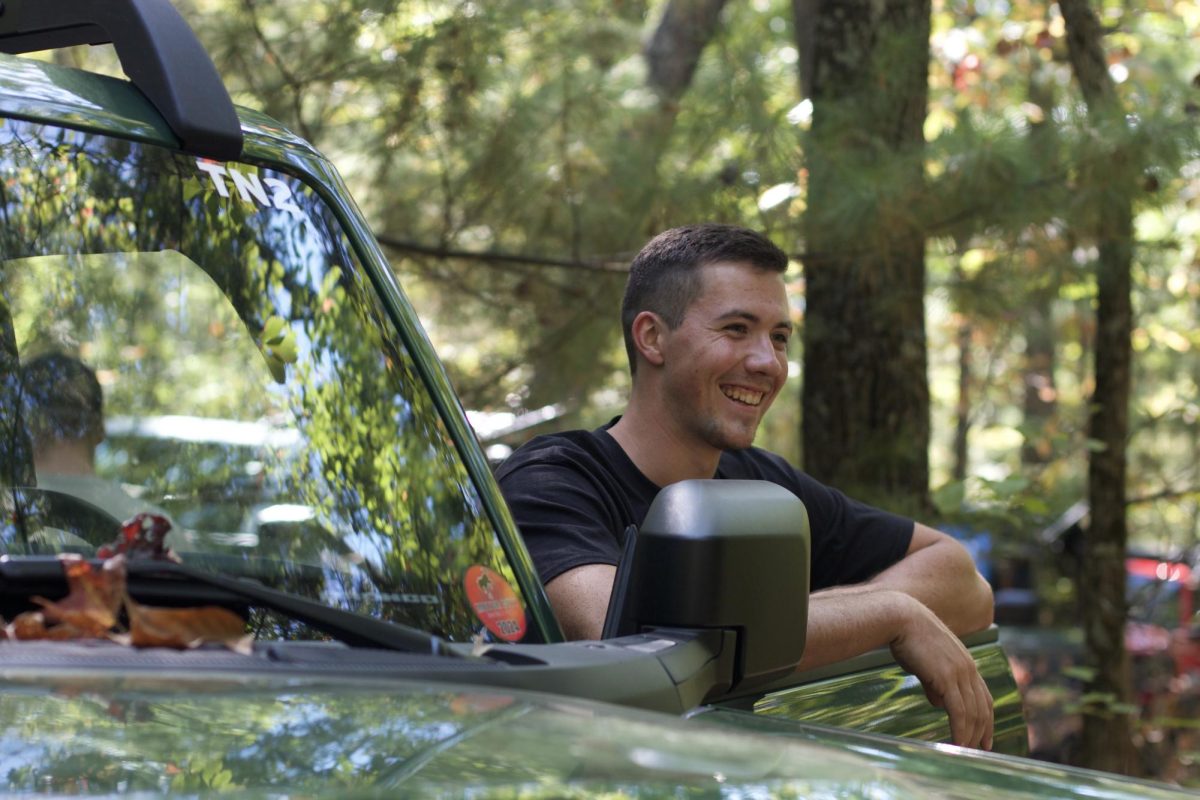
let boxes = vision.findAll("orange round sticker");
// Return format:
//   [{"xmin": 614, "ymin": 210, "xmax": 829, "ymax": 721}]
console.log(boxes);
[{"xmin": 464, "ymin": 565, "xmax": 527, "ymax": 642}]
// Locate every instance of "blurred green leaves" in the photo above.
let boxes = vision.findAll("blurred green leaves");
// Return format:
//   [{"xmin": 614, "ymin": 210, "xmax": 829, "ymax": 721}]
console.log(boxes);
[{"xmin": 260, "ymin": 315, "xmax": 298, "ymax": 383}]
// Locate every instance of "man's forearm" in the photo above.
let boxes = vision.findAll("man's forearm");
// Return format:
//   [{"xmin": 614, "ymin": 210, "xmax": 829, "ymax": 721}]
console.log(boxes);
[
  {"xmin": 797, "ymin": 588, "xmax": 915, "ymax": 670},
  {"xmin": 863, "ymin": 524, "xmax": 994, "ymax": 636}
]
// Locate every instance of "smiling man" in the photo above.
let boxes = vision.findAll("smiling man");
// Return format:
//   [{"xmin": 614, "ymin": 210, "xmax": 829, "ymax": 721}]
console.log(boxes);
[{"xmin": 496, "ymin": 224, "xmax": 996, "ymax": 749}]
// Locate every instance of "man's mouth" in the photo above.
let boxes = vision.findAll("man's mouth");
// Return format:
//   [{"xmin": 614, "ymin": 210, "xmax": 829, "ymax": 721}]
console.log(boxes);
[{"xmin": 721, "ymin": 385, "xmax": 766, "ymax": 407}]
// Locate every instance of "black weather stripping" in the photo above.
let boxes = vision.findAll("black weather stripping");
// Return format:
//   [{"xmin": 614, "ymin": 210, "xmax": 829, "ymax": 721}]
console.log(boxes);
[{"xmin": 0, "ymin": 0, "xmax": 243, "ymax": 160}]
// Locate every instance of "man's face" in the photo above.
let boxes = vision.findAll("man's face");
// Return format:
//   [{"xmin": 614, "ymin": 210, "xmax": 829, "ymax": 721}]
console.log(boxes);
[{"xmin": 655, "ymin": 261, "xmax": 791, "ymax": 453}]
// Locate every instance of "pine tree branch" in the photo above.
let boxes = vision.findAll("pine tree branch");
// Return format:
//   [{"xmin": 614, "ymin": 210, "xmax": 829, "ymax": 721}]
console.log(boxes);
[
  {"xmin": 1126, "ymin": 487, "xmax": 1200, "ymax": 506},
  {"xmin": 240, "ymin": 0, "xmax": 315, "ymax": 143},
  {"xmin": 377, "ymin": 235, "xmax": 632, "ymax": 273}
]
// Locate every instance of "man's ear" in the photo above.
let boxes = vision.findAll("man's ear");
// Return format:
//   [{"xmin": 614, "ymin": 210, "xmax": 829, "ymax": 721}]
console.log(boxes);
[{"xmin": 630, "ymin": 311, "xmax": 667, "ymax": 368}]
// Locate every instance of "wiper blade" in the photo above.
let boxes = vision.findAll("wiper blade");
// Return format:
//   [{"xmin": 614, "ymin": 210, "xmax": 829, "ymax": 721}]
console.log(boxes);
[
  {"xmin": 136, "ymin": 560, "xmax": 455, "ymax": 655},
  {"xmin": 0, "ymin": 556, "xmax": 454, "ymax": 656}
]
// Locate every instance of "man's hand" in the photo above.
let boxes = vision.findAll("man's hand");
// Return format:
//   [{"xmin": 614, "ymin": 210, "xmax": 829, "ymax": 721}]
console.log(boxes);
[
  {"xmin": 801, "ymin": 588, "xmax": 994, "ymax": 750},
  {"xmin": 887, "ymin": 594, "xmax": 994, "ymax": 750}
]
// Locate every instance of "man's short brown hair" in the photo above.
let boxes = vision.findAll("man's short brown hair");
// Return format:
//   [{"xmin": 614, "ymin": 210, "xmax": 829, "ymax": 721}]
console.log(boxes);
[
  {"xmin": 20, "ymin": 352, "xmax": 104, "ymax": 449},
  {"xmin": 621, "ymin": 224, "xmax": 788, "ymax": 374}
]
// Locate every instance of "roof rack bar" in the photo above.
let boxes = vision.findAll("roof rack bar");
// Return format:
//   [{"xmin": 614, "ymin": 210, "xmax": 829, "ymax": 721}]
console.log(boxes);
[{"xmin": 0, "ymin": 0, "xmax": 243, "ymax": 160}]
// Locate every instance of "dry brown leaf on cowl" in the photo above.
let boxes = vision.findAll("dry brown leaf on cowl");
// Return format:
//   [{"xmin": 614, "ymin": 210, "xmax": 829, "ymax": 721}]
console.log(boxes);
[
  {"xmin": 8, "ymin": 611, "xmax": 53, "ymax": 640},
  {"xmin": 31, "ymin": 554, "xmax": 126, "ymax": 637},
  {"xmin": 6, "ymin": 610, "xmax": 93, "ymax": 641},
  {"xmin": 126, "ymin": 596, "xmax": 251, "ymax": 654}
]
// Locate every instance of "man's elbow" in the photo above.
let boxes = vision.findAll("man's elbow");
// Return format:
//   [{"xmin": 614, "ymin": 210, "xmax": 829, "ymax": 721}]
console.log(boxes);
[
  {"xmin": 967, "ymin": 570, "xmax": 995, "ymax": 633},
  {"xmin": 935, "ymin": 530, "xmax": 995, "ymax": 633},
  {"xmin": 941, "ymin": 534, "xmax": 994, "ymax": 633}
]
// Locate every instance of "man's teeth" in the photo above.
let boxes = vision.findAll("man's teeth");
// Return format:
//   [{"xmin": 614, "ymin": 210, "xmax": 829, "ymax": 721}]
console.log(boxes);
[{"xmin": 722, "ymin": 387, "xmax": 763, "ymax": 406}]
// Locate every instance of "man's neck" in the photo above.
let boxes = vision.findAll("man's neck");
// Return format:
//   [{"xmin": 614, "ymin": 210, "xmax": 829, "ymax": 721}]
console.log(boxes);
[
  {"xmin": 33, "ymin": 441, "xmax": 96, "ymax": 477},
  {"xmin": 608, "ymin": 402, "xmax": 721, "ymax": 487}
]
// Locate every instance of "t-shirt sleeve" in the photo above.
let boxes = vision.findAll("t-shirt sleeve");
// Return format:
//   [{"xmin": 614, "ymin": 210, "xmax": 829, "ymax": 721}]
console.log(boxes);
[
  {"xmin": 497, "ymin": 458, "xmax": 624, "ymax": 585},
  {"xmin": 794, "ymin": 473, "xmax": 914, "ymax": 589}
]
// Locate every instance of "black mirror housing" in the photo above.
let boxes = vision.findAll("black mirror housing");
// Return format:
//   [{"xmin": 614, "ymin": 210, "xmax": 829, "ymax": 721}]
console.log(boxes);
[{"xmin": 604, "ymin": 479, "xmax": 810, "ymax": 694}]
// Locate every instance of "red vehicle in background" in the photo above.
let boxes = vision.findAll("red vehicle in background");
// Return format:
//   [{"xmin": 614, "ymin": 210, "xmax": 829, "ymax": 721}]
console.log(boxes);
[
  {"xmin": 1126, "ymin": 556, "xmax": 1200, "ymax": 681},
  {"xmin": 979, "ymin": 508, "xmax": 1200, "ymax": 770}
]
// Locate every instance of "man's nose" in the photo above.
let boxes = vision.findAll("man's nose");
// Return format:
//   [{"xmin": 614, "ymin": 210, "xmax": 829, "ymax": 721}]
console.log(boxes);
[{"xmin": 745, "ymin": 335, "xmax": 784, "ymax": 377}]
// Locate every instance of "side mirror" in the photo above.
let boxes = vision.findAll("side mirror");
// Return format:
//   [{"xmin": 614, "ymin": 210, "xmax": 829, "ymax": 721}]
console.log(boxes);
[{"xmin": 603, "ymin": 479, "xmax": 810, "ymax": 694}]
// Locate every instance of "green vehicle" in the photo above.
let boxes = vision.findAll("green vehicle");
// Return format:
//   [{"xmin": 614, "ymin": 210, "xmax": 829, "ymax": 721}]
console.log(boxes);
[{"xmin": 0, "ymin": 1, "xmax": 1190, "ymax": 796}]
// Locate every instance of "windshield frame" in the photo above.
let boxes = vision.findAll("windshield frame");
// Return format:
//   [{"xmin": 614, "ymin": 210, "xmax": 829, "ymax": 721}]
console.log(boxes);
[{"xmin": 250, "ymin": 141, "xmax": 560, "ymax": 646}]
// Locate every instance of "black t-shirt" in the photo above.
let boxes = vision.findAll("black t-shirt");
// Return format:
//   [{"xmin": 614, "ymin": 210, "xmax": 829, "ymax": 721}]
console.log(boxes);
[{"xmin": 496, "ymin": 423, "xmax": 914, "ymax": 590}]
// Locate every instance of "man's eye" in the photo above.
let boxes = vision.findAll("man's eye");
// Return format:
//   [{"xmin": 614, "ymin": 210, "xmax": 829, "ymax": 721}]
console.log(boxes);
[
  {"xmin": 725, "ymin": 324, "xmax": 748, "ymax": 335},
  {"xmin": 773, "ymin": 333, "xmax": 791, "ymax": 346}
]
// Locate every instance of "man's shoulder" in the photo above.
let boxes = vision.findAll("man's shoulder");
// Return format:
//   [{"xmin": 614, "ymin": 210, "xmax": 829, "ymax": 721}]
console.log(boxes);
[
  {"xmin": 718, "ymin": 445, "xmax": 802, "ymax": 480},
  {"xmin": 494, "ymin": 428, "xmax": 610, "ymax": 480},
  {"xmin": 717, "ymin": 447, "xmax": 840, "ymax": 499}
]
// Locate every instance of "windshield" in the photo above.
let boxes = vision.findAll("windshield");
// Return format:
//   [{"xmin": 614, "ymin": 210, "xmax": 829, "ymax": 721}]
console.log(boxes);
[{"xmin": 0, "ymin": 118, "xmax": 532, "ymax": 644}]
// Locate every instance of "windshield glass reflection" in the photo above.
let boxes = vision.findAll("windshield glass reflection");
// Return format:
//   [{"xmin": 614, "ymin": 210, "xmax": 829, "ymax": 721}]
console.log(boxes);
[{"xmin": 0, "ymin": 119, "xmax": 529, "ymax": 643}]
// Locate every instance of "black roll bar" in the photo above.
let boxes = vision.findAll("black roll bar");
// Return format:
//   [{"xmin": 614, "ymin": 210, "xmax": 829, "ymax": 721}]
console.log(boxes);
[{"xmin": 0, "ymin": 0, "xmax": 243, "ymax": 160}]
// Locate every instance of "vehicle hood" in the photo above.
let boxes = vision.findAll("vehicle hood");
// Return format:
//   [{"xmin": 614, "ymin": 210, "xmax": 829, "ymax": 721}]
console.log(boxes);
[{"xmin": 0, "ymin": 669, "xmax": 1186, "ymax": 798}]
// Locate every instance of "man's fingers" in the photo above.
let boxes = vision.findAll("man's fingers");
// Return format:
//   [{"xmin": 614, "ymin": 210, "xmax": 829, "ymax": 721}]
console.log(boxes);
[
  {"xmin": 967, "ymin": 666, "xmax": 993, "ymax": 749},
  {"xmin": 888, "ymin": 602, "xmax": 995, "ymax": 750},
  {"xmin": 941, "ymin": 684, "xmax": 971, "ymax": 747},
  {"xmin": 964, "ymin": 660, "xmax": 993, "ymax": 750},
  {"xmin": 958, "ymin": 665, "xmax": 993, "ymax": 749},
  {"xmin": 951, "ymin": 678, "xmax": 985, "ymax": 749},
  {"xmin": 976, "ymin": 673, "xmax": 995, "ymax": 750},
  {"xmin": 942, "ymin": 655, "xmax": 993, "ymax": 749}
]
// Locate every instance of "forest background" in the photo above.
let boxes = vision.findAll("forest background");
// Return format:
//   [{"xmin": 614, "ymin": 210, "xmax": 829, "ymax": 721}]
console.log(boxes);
[{"xmin": 56, "ymin": 0, "xmax": 1199, "ymax": 783}]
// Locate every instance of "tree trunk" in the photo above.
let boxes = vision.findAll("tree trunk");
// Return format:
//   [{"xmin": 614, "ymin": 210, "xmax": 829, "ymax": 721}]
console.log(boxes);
[
  {"xmin": 610, "ymin": 0, "xmax": 728, "ymax": 224},
  {"xmin": 645, "ymin": 0, "xmax": 728, "ymax": 103},
  {"xmin": 1021, "ymin": 68, "xmax": 1060, "ymax": 466},
  {"xmin": 953, "ymin": 279, "xmax": 972, "ymax": 483},
  {"xmin": 952, "ymin": 237, "xmax": 972, "ymax": 483},
  {"xmin": 1060, "ymin": 0, "xmax": 1138, "ymax": 776},
  {"xmin": 1021, "ymin": 295, "xmax": 1058, "ymax": 464},
  {"xmin": 794, "ymin": 0, "xmax": 932, "ymax": 513}
]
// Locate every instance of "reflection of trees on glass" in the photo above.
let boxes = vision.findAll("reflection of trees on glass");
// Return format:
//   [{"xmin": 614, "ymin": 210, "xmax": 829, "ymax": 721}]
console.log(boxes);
[
  {"xmin": 0, "ymin": 688, "xmax": 603, "ymax": 795},
  {"xmin": 0, "ymin": 289, "xmax": 34, "ymax": 489},
  {"xmin": 0, "ymin": 683, "xmax": 846, "ymax": 794},
  {"xmin": 0, "ymin": 118, "xmax": 527, "ymax": 642}
]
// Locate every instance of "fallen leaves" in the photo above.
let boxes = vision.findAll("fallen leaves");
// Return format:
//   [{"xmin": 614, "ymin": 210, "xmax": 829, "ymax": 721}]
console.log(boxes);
[
  {"xmin": 33, "ymin": 554, "xmax": 125, "ymax": 636},
  {"xmin": 2, "ymin": 515, "xmax": 250, "ymax": 652},
  {"xmin": 127, "ymin": 596, "xmax": 251, "ymax": 654},
  {"xmin": 6, "ymin": 611, "xmax": 77, "ymax": 641}
]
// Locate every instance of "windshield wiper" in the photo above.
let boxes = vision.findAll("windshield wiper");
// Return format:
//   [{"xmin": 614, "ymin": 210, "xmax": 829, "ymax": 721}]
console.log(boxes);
[
  {"xmin": 139, "ymin": 560, "xmax": 456, "ymax": 656},
  {"xmin": 0, "ymin": 556, "xmax": 454, "ymax": 656}
]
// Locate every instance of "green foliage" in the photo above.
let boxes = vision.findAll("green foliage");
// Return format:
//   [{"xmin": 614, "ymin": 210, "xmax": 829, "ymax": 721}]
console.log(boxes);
[
  {"xmin": 1069, "ymin": 692, "xmax": 1140, "ymax": 718},
  {"xmin": 1062, "ymin": 665, "xmax": 1098, "ymax": 682}
]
